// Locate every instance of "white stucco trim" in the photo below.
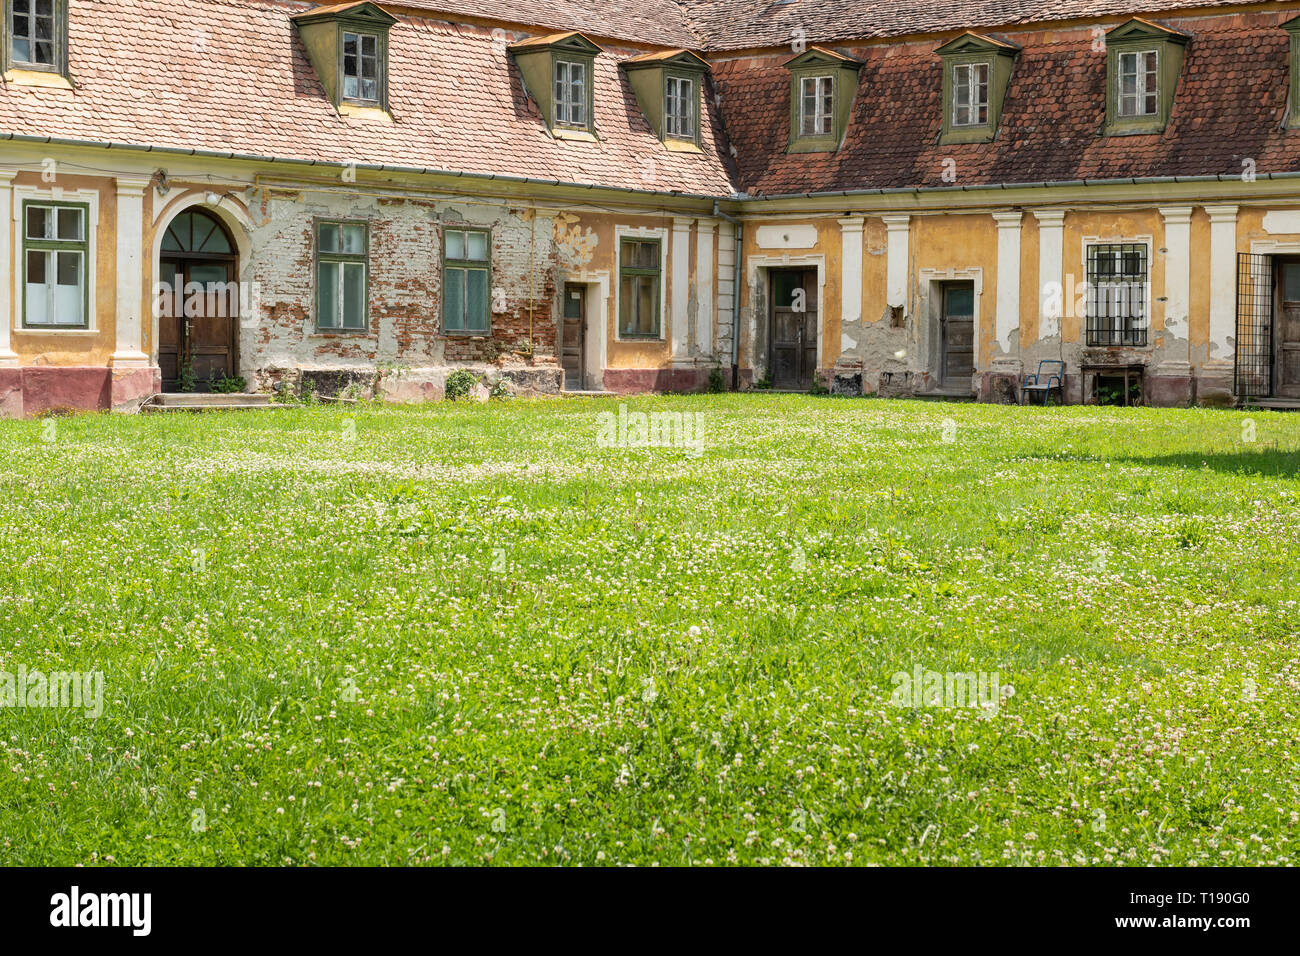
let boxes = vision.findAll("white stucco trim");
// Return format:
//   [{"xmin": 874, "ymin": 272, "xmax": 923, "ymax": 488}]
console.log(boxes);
[
  {"xmin": 1035, "ymin": 209, "xmax": 1066, "ymax": 340},
  {"xmin": 838, "ymin": 216, "xmax": 864, "ymax": 327},
  {"xmin": 991, "ymin": 210, "xmax": 1022, "ymax": 354},
  {"xmin": 695, "ymin": 218, "xmax": 716, "ymax": 358},
  {"xmin": 1157, "ymin": 206, "xmax": 1193, "ymax": 366},
  {"xmin": 670, "ymin": 216, "xmax": 692, "ymax": 362},
  {"xmin": 1206, "ymin": 204, "xmax": 1239, "ymax": 363},
  {"xmin": 613, "ymin": 223, "xmax": 670, "ymax": 345},
  {"xmin": 0, "ymin": 171, "xmax": 18, "ymax": 364},
  {"xmin": 112, "ymin": 177, "xmax": 152, "ymax": 366},
  {"xmin": 882, "ymin": 215, "xmax": 910, "ymax": 312}
]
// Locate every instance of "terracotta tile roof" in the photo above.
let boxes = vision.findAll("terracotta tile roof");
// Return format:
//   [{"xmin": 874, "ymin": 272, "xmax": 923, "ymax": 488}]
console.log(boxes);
[
  {"xmin": 392, "ymin": 0, "xmax": 702, "ymax": 47},
  {"xmin": 712, "ymin": 12, "xmax": 1300, "ymax": 195},
  {"xmin": 0, "ymin": 0, "xmax": 734, "ymax": 196},
  {"xmin": 679, "ymin": 0, "xmax": 1275, "ymax": 51}
]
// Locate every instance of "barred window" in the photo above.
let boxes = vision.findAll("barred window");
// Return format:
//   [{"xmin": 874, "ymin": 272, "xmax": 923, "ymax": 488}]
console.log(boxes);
[
  {"xmin": 952, "ymin": 62, "xmax": 989, "ymax": 126},
  {"xmin": 1086, "ymin": 243, "xmax": 1148, "ymax": 347}
]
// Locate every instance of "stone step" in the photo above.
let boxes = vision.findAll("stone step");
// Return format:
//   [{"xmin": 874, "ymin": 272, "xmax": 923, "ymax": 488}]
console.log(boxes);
[
  {"xmin": 150, "ymin": 392, "xmax": 273, "ymax": 407},
  {"xmin": 561, "ymin": 389, "xmax": 617, "ymax": 398}
]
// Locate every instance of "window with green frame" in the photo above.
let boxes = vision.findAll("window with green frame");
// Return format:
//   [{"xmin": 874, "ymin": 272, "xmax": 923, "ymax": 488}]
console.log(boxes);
[
  {"xmin": 317, "ymin": 220, "xmax": 368, "ymax": 331},
  {"xmin": 22, "ymin": 200, "xmax": 87, "ymax": 328},
  {"xmin": 443, "ymin": 228, "xmax": 490, "ymax": 334},
  {"xmin": 618, "ymin": 237, "xmax": 661, "ymax": 337}
]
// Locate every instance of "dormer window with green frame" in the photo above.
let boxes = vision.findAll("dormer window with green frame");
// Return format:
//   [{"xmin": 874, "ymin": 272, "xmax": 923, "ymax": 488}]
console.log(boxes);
[
  {"xmin": 936, "ymin": 32, "xmax": 1019, "ymax": 145},
  {"xmin": 1103, "ymin": 18, "xmax": 1188, "ymax": 136},
  {"xmin": 1282, "ymin": 16, "xmax": 1300, "ymax": 127},
  {"xmin": 3, "ymin": 0, "xmax": 68, "ymax": 77},
  {"xmin": 620, "ymin": 49, "xmax": 708, "ymax": 150},
  {"xmin": 292, "ymin": 1, "xmax": 396, "ymax": 115},
  {"xmin": 784, "ymin": 46, "xmax": 862, "ymax": 153},
  {"xmin": 509, "ymin": 32, "xmax": 602, "ymax": 139}
]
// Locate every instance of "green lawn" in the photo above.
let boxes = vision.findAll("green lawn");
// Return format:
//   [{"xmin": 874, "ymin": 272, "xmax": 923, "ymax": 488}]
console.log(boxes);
[{"xmin": 1, "ymin": 395, "xmax": 1297, "ymax": 865}]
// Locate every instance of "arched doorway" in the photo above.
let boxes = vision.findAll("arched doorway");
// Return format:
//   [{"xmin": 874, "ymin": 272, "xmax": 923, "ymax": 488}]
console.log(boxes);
[{"xmin": 158, "ymin": 208, "xmax": 239, "ymax": 391}]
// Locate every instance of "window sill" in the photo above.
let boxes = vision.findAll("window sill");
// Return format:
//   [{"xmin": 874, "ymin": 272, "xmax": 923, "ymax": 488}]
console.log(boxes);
[
  {"xmin": 338, "ymin": 102, "xmax": 392, "ymax": 122},
  {"xmin": 311, "ymin": 329, "xmax": 371, "ymax": 337},
  {"xmin": 939, "ymin": 126, "xmax": 996, "ymax": 145},
  {"xmin": 787, "ymin": 136, "xmax": 839, "ymax": 154},
  {"xmin": 551, "ymin": 127, "xmax": 598, "ymax": 142},
  {"xmin": 15, "ymin": 326, "xmax": 96, "ymax": 334},
  {"xmin": 3, "ymin": 69, "xmax": 73, "ymax": 90},
  {"xmin": 664, "ymin": 138, "xmax": 702, "ymax": 153},
  {"xmin": 444, "ymin": 331, "xmax": 491, "ymax": 338},
  {"xmin": 615, "ymin": 334, "xmax": 665, "ymax": 343}
]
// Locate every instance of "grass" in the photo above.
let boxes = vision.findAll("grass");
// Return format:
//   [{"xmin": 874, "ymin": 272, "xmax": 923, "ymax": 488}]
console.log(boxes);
[{"xmin": 0, "ymin": 394, "xmax": 1297, "ymax": 866}]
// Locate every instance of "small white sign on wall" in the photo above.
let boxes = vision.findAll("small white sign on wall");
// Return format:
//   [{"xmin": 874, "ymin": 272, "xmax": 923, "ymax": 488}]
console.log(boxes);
[
  {"xmin": 1262, "ymin": 210, "xmax": 1300, "ymax": 235},
  {"xmin": 755, "ymin": 224, "xmax": 818, "ymax": 250}
]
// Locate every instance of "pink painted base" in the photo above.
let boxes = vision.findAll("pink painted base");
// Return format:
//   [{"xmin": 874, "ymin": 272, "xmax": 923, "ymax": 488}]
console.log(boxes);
[
  {"xmin": 602, "ymin": 367, "xmax": 713, "ymax": 394},
  {"xmin": 0, "ymin": 366, "xmax": 160, "ymax": 418}
]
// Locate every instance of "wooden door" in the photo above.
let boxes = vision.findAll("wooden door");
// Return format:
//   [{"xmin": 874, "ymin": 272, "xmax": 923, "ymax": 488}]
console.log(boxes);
[
  {"xmin": 942, "ymin": 283, "xmax": 975, "ymax": 387},
  {"xmin": 770, "ymin": 269, "xmax": 817, "ymax": 390},
  {"xmin": 159, "ymin": 258, "xmax": 237, "ymax": 390},
  {"xmin": 561, "ymin": 283, "xmax": 585, "ymax": 390},
  {"xmin": 1277, "ymin": 261, "xmax": 1300, "ymax": 398}
]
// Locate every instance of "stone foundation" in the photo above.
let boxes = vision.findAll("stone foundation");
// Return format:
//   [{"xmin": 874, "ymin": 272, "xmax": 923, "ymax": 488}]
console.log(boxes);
[{"xmin": 602, "ymin": 367, "xmax": 714, "ymax": 394}]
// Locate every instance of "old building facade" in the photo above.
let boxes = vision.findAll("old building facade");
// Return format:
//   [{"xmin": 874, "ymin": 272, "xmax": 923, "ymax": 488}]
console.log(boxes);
[{"xmin": 2, "ymin": 0, "xmax": 1300, "ymax": 413}]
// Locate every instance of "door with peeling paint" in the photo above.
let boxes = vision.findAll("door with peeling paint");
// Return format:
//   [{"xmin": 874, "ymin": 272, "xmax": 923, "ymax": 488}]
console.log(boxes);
[
  {"xmin": 770, "ymin": 269, "xmax": 817, "ymax": 390},
  {"xmin": 561, "ymin": 283, "xmax": 585, "ymax": 390},
  {"xmin": 941, "ymin": 282, "xmax": 975, "ymax": 389},
  {"xmin": 1276, "ymin": 260, "xmax": 1300, "ymax": 398}
]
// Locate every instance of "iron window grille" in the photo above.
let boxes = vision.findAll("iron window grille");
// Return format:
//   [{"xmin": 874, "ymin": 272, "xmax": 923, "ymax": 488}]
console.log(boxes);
[
  {"xmin": 1235, "ymin": 252, "xmax": 1274, "ymax": 400},
  {"xmin": 1086, "ymin": 243, "xmax": 1148, "ymax": 347}
]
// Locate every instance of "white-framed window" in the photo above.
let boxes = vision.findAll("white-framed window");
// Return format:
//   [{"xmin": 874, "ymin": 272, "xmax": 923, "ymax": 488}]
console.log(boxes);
[
  {"xmin": 342, "ymin": 30, "xmax": 381, "ymax": 103},
  {"xmin": 665, "ymin": 75, "xmax": 694, "ymax": 139},
  {"xmin": 799, "ymin": 75, "xmax": 834, "ymax": 136},
  {"xmin": 952, "ymin": 62, "xmax": 989, "ymax": 127},
  {"xmin": 22, "ymin": 201, "xmax": 86, "ymax": 328},
  {"xmin": 316, "ymin": 220, "xmax": 368, "ymax": 331},
  {"xmin": 554, "ymin": 59, "xmax": 587, "ymax": 128},
  {"xmin": 1118, "ymin": 50, "xmax": 1159, "ymax": 118}
]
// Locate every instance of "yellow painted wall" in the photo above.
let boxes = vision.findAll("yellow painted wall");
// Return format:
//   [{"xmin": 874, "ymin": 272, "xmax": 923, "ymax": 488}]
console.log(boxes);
[{"xmin": 9, "ymin": 171, "xmax": 116, "ymax": 366}]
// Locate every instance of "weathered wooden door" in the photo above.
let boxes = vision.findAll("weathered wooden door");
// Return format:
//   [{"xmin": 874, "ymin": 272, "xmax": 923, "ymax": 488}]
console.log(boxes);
[
  {"xmin": 158, "ymin": 209, "xmax": 238, "ymax": 391},
  {"xmin": 941, "ymin": 282, "xmax": 975, "ymax": 387},
  {"xmin": 159, "ymin": 259, "xmax": 237, "ymax": 390},
  {"xmin": 770, "ymin": 268, "xmax": 817, "ymax": 390},
  {"xmin": 561, "ymin": 283, "xmax": 585, "ymax": 390},
  {"xmin": 1276, "ymin": 260, "xmax": 1300, "ymax": 398}
]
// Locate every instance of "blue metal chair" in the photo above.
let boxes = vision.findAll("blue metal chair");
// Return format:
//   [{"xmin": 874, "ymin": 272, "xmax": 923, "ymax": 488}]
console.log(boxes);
[{"xmin": 1020, "ymin": 360, "xmax": 1065, "ymax": 406}]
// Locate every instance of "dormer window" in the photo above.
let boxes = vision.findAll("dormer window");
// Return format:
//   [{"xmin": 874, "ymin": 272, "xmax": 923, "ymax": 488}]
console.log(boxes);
[
  {"xmin": 554, "ymin": 59, "xmax": 587, "ymax": 128},
  {"xmin": 291, "ymin": 2, "xmax": 395, "ymax": 115},
  {"xmin": 951, "ymin": 63, "xmax": 989, "ymax": 126},
  {"xmin": 1117, "ymin": 50, "xmax": 1158, "ymax": 117},
  {"xmin": 342, "ymin": 31, "xmax": 381, "ymax": 103},
  {"xmin": 800, "ymin": 76, "xmax": 834, "ymax": 136},
  {"xmin": 509, "ymin": 32, "xmax": 601, "ymax": 138},
  {"xmin": 784, "ymin": 47, "xmax": 862, "ymax": 153},
  {"xmin": 1102, "ymin": 19, "xmax": 1188, "ymax": 135},
  {"xmin": 4, "ymin": 0, "xmax": 67, "ymax": 76},
  {"xmin": 665, "ymin": 74, "xmax": 695, "ymax": 139},
  {"xmin": 936, "ymin": 33, "xmax": 1018, "ymax": 144},
  {"xmin": 1284, "ymin": 16, "xmax": 1300, "ymax": 127},
  {"xmin": 621, "ymin": 49, "xmax": 708, "ymax": 149}
]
